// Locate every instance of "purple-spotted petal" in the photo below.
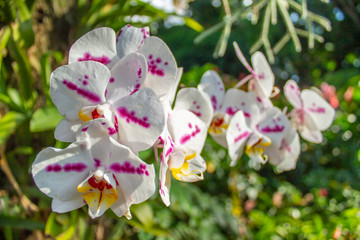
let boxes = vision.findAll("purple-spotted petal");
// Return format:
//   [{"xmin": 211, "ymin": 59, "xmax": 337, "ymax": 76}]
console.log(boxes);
[
  {"xmin": 51, "ymin": 195, "xmax": 86, "ymax": 213},
  {"xmin": 174, "ymin": 87, "xmax": 214, "ymax": 126},
  {"xmin": 139, "ymin": 37, "xmax": 178, "ymax": 98},
  {"xmin": 113, "ymin": 87, "xmax": 165, "ymax": 152},
  {"xmin": 50, "ymin": 61, "xmax": 108, "ymax": 121},
  {"xmin": 69, "ymin": 27, "xmax": 118, "ymax": 67},
  {"xmin": 54, "ymin": 118, "xmax": 82, "ymax": 142},
  {"xmin": 251, "ymin": 52, "xmax": 274, "ymax": 99},
  {"xmin": 301, "ymin": 89, "xmax": 335, "ymax": 131},
  {"xmin": 198, "ymin": 70, "xmax": 225, "ymax": 111},
  {"xmin": 284, "ymin": 80, "xmax": 302, "ymax": 108},
  {"xmin": 116, "ymin": 25, "xmax": 150, "ymax": 59},
  {"xmin": 219, "ymin": 89, "xmax": 262, "ymax": 126},
  {"xmin": 266, "ymin": 127, "xmax": 300, "ymax": 172},
  {"xmin": 168, "ymin": 109, "xmax": 207, "ymax": 154},
  {"xmin": 226, "ymin": 111, "xmax": 252, "ymax": 166},
  {"xmin": 31, "ymin": 141, "xmax": 94, "ymax": 201},
  {"xmin": 107, "ymin": 52, "xmax": 148, "ymax": 103},
  {"xmin": 106, "ymin": 138, "xmax": 156, "ymax": 211},
  {"xmin": 257, "ymin": 107, "xmax": 290, "ymax": 147}
]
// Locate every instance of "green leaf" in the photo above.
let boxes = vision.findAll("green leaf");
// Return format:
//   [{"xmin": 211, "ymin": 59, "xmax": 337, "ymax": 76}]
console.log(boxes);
[
  {"xmin": 30, "ymin": 106, "xmax": 62, "ymax": 132},
  {"xmin": 0, "ymin": 111, "xmax": 26, "ymax": 146},
  {"xmin": 0, "ymin": 216, "xmax": 45, "ymax": 230}
]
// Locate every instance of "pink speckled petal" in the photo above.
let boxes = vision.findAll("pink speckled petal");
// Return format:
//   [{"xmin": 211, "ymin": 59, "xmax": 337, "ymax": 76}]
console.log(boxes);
[
  {"xmin": 50, "ymin": 61, "xmax": 108, "ymax": 121},
  {"xmin": 69, "ymin": 27, "xmax": 118, "ymax": 67},
  {"xmin": 198, "ymin": 70, "xmax": 225, "ymax": 111},
  {"xmin": 301, "ymin": 89, "xmax": 335, "ymax": 131},
  {"xmin": 251, "ymin": 52, "xmax": 274, "ymax": 99},
  {"xmin": 116, "ymin": 25, "xmax": 150, "ymax": 58},
  {"xmin": 266, "ymin": 127, "xmax": 300, "ymax": 172},
  {"xmin": 226, "ymin": 111, "xmax": 252, "ymax": 166},
  {"xmin": 139, "ymin": 37, "xmax": 178, "ymax": 98},
  {"xmin": 31, "ymin": 141, "xmax": 94, "ymax": 202},
  {"xmin": 284, "ymin": 80, "xmax": 302, "ymax": 109},
  {"xmin": 107, "ymin": 52, "xmax": 148, "ymax": 103},
  {"xmin": 168, "ymin": 109, "xmax": 207, "ymax": 154},
  {"xmin": 107, "ymin": 138, "xmax": 156, "ymax": 212},
  {"xmin": 220, "ymin": 89, "xmax": 262, "ymax": 126},
  {"xmin": 257, "ymin": 107, "xmax": 291, "ymax": 147},
  {"xmin": 112, "ymin": 88, "xmax": 165, "ymax": 153},
  {"xmin": 174, "ymin": 87, "xmax": 214, "ymax": 127}
]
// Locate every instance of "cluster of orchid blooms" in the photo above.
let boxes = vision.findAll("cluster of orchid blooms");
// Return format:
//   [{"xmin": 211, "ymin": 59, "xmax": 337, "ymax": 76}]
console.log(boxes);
[{"xmin": 31, "ymin": 24, "xmax": 335, "ymax": 219}]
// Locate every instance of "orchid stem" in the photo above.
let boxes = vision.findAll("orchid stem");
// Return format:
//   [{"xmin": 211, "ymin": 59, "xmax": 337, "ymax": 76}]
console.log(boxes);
[{"xmin": 234, "ymin": 74, "xmax": 253, "ymax": 88}]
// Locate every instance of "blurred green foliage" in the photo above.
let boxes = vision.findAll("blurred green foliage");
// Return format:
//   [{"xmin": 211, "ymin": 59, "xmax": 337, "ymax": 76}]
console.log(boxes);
[{"xmin": 0, "ymin": 0, "xmax": 360, "ymax": 239}]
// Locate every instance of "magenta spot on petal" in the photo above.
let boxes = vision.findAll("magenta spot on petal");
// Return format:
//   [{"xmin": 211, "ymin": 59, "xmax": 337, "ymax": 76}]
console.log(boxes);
[
  {"xmin": 179, "ymin": 125, "xmax": 201, "ymax": 145},
  {"xmin": 110, "ymin": 161, "xmax": 148, "ymax": 175},
  {"xmin": 46, "ymin": 165, "xmax": 53, "ymax": 172},
  {"xmin": 108, "ymin": 127, "xmax": 117, "ymax": 135},
  {"xmin": 82, "ymin": 127, "xmax": 88, "ymax": 132},
  {"xmin": 211, "ymin": 95, "xmax": 217, "ymax": 110},
  {"xmin": 193, "ymin": 101, "xmax": 196, "ymax": 104},
  {"xmin": 290, "ymin": 84, "xmax": 294, "ymax": 89},
  {"xmin": 256, "ymin": 97, "xmax": 262, "ymax": 103},
  {"xmin": 53, "ymin": 164, "xmax": 62, "ymax": 172},
  {"xmin": 101, "ymin": 122, "xmax": 106, "ymax": 125},
  {"xmin": 261, "ymin": 124, "xmax": 285, "ymax": 133},
  {"xmin": 94, "ymin": 158, "xmax": 101, "ymax": 168},
  {"xmin": 164, "ymin": 62, "xmax": 168, "ymax": 65},
  {"xmin": 117, "ymin": 107, "xmax": 150, "ymax": 128},
  {"xmin": 156, "ymin": 57, "xmax": 162, "ymax": 63},
  {"xmin": 226, "ymin": 107, "xmax": 238, "ymax": 116},
  {"xmin": 308, "ymin": 107, "xmax": 326, "ymax": 113},
  {"xmin": 77, "ymin": 52, "xmax": 111, "ymax": 65},
  {"xmin": 109, "ymin": 77, "xmax": 115, "ymax": 83},
  {"xmin": 190, "ymin": 110, "xmax": 202, "ymax": 117},
  {"xmin": 149, "ymin": 54, "xmax": 153, "ymax": 59},
  {"xmin": 84, "ymin": 75, "xmax": 88, "ymax": 79},
  {"xmin": 62, "ymin": 79, "xmax": 101, "ymax": 103},
  {"xmin": 82, "ymin": 80, "xmax": 88, "ymax": 85},
  {"xmin": 234, "ymin": 131, "xmax": 250, "ymax": 143},
  {"xmin": 130, "ymin": 83, "xmax": 141, "ymax": 95},
  {"xmin": 188, "ymin": 123, "xmax": 192, "ymax": 128},
  {"xmin": 241, "ymin": 102, "xmax": 245, "ymax": 106},
  {"xmin": 196, "ymin": 105, "xmax": 200, "ymax": 109}
]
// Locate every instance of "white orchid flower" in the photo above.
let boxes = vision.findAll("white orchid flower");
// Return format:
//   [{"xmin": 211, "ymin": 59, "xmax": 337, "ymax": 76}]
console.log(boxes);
[
  {"xmin": 233, "ymin": 42, "xmax": 276, "ymax": 105},
  {"xmin": 284, "ymin": 80, "xmax": 335, "ymax": 143},
  {"xmin": 159, "ymin": 109, "xmax": 207, "ymax": 206},
  {"xmin": 50, "ymin": 60, "xmax": 165, "ymax": 153},
  {"xmin": 198, "ymin": 70, "xmax": 264, "ymax": 148},
  {"xmin": 226, "ymin": 106, "xmax": 291, "ymax": 168},
  {"xmin": 32, "ymin": 119, "xmax": 156, "ymax": 219},
  {"xmin": 68, "ymin": 25, "xmax": 182, "ymax": 103}
]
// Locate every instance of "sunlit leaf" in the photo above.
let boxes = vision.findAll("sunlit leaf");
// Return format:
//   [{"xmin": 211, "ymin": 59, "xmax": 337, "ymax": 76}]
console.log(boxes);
[
  {"xmin": 30, "ymin": 106, "xmax": 62, "ymax": 132},
  {"xmin": 0, "ymin": 111, "xmax": 26, "ymax": 146}
]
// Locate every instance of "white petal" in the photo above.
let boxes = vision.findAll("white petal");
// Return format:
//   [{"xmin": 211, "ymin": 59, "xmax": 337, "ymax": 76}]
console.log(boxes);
[
  {"xmin": 174, "ymin": 87, "xmax": 214, "ymax": 126},
  {"xmin": 50, "ymin": 61, "xmax": 109, "ymax": 120},
  {"xmin": 299, "ymin": 126, "xmax": 323, "ymax": 143},
  {"xmin": 257, "ymin": 107, "xmax": 291, "ymax": 147},
  {"xmin": 69, "ymin": 27, "xmax": 118, "ymax": 67},
  {"xmin": 76, "ymin": 119, "xmax": 115, "ymax": 165},
  {"xmin": 301, "ymin": 89, "xmax": 335, "ymax": 131},
  {"xmin": 198, "ymin": 70, "xmax": 225, "ymax": 111},
  {"xmin": 219, "ymin": 89, "xmax": 262, "ymax": 125},
  {"xmin": 107, "ymin": 52, "xmax": 148, "ymax": 103},
  {"xmin": 276, "ymin": 130, "xmax": 300, "ymax": 172},
  {"xmin": 51, "ymin": 195, "xmax": 86, "ymax": 213},
  {"xmin": 178, "ymin": 155, "xmax": 206, "ymax": 182},
  {"xmin": 31, "ymin": 142, "xmax": 94, "ymax": 201},
  {"xmin": 251, "ymin": 52, "xmax": 274, "ymax": 99},
  {"xmin": 226, "ymin": 111, "xmax": 252, "ymax": 166},
  {"xmin": 168, "ymin": 109, "xmax": 207, "ymax": 154},
  {"xmin": 54, "ymin": 118, "xmax": 82, "ymax": 142},
  {"xmin": 284, "ymin": 80, "xmax": 302, "ymax": 108},
  {"xmin": 159, "ymin": 168, "xmax": 171, "ymax": 206},
  {"xmin": 106, "ymin": 138, "xmax": 156, "ymax": 206},
  {"xmin": 168, "ymin": 67, "xmax": 183, "ymax": 104},
  {"xmin": 113, "ymin": 88, "xmax": 165, "ymax": 152},
  {"xmin": 168, "ymin": 150, "xmax": 185, "ymax": 169},
  {"xmin": 139, "ymin": 37, "xmax": 178, "ymax": 98},
  {"xmin": 116, "ymin": 25, "xmax": 150, "ymax": 58},
  {"xmin": 209, "ymin": 131, "xmax": 228, "ymax": 148}
]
